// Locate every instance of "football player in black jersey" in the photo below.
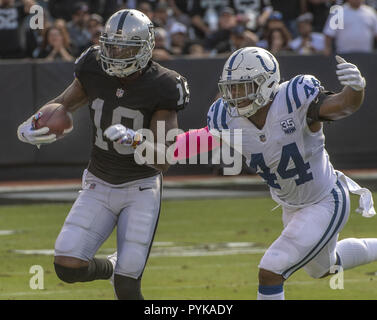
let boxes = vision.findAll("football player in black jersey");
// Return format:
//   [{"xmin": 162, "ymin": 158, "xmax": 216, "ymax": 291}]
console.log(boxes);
[{"xmin": 17, "ymin": 9, "xmax": 189, "ymax": 300}]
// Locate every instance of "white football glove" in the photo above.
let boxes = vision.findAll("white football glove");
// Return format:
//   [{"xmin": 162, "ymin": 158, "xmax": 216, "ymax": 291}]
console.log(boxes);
[
  {"xmin": 104, "ymin": 124, "xmax": 143, "ymax": 148},
  {"xmin": 17, "ymin": 112, "xmax": 56, "ymax": 148},
  {"xmin": 336, "ymin": 55, "xmax": 366, "ymax": 91}
]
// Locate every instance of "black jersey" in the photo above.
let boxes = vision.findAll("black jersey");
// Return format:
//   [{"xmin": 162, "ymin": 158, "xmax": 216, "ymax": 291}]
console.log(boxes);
[{"xmin": 74, "ymin": 46, "xmax": 189, "ymax": 184}]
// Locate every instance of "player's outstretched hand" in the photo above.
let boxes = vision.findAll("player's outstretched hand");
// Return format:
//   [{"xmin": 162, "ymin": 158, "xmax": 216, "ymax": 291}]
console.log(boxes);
[
  {"xmin": 104, "ymin": 124, "xmax": 143, "ymax": 148},
  {"xmin": 335, "ymin": 55, "xmax": 366, "ymax": 91},
  {"xmin": 17, "ymin": 113, "xmax": 57, "ymax": 148}
]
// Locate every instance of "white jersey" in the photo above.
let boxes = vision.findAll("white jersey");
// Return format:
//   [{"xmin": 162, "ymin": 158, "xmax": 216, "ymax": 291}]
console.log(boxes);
[{"xmin": 207, "ymin": 74, "xmax": 337, "ymax": 208}]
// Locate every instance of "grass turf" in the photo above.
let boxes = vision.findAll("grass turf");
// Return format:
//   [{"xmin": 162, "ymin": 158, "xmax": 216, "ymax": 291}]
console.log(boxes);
[{"xmin": 0, "ymin": 193, "xmax": 376, "ymax": 300}]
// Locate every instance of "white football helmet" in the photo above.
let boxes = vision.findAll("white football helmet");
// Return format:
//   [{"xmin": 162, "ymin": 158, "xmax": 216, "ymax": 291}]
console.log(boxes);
[
  {"xmin": 99, "ymin": 9, "xmax": 155, "ymax": 77},
  {"xmin": 218, "ymin": 47, "xmax": 280, "ymax": 118}
]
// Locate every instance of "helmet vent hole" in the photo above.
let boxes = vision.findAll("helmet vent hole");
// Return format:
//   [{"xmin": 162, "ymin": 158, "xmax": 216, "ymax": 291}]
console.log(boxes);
[{"xmin": 268, "ymin": 81, "xmax": 275, "ymax": 88}]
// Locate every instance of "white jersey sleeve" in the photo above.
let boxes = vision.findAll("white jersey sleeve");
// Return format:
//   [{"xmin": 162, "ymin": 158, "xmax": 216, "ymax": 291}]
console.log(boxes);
[
  {"xmin": 285, "ymin": 74, "xmax": 322, "ymax": 126},
  {"xmin": 207, "ymin": 98, "xmax": 230, "ymax": 140}
]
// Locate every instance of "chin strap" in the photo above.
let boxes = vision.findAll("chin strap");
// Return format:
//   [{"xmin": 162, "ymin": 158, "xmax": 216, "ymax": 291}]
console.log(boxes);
[{"xmin": 241, "ymin": 100, "xmax": 264, "ymax": 117}]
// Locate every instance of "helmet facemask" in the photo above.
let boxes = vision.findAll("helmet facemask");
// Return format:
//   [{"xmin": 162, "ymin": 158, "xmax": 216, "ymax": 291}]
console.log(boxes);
[
  {"xmin": 218, "ymin": 73, "xmax": 269, "ymax": 118},
  {"xmin": 99, "ymin": 29, "xmax": 155, "ymax": 77}
]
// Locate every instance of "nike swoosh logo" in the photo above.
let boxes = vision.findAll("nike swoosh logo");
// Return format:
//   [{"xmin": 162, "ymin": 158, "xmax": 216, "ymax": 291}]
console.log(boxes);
[{"xmin": 139, "ymin": 187, "xmax": 152, "ymax": 191}]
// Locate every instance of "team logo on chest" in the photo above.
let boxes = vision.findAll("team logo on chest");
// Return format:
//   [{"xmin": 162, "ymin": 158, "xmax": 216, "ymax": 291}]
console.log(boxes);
[
  {"xmin": 259, "ymin": 134, "xmax": 267, "ymax": 142},
  {"xmin": 280, "ymin": 118, "xmax": 296, "ymax": 134},
  {"xmin": 116, "ymin": 88, "xmax": 125, "ymax": 98}
]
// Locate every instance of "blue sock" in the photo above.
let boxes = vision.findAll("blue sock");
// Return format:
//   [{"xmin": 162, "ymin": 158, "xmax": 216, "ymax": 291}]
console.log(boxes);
[{"xmin": 257, "ymin": 284, "xmax": 284, "ymax": 300}]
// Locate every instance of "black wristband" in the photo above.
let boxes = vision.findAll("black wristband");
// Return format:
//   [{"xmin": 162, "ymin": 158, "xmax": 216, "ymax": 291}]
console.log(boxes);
[{"xmin": 307, "ymin": 91, "xmax": 334, "ymax": 124}]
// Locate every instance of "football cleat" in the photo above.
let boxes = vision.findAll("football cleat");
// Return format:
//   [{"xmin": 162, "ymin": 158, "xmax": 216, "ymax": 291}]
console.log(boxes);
[
  {"xmin": 107, "ymin": 252, "xmax": 118, "ymax": 299},
  {"xmin": 107, "ymin": 252, "xmax": 117, "ymax": 285}
]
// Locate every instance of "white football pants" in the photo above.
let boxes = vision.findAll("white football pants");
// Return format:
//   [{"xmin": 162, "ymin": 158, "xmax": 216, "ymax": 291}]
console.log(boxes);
[
  {"xmin": 259, "ymin": 178, "xmax": 350, "ymax": 279},
  {"xmin": 55, "ymin": 169, "xmax": 162, "ymax": 279}
]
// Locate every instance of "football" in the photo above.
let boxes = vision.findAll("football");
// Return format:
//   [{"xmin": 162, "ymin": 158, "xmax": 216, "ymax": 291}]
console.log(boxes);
[{"xmin": 33, "ymin": 103, "xmax": 73, "ymax": 138}]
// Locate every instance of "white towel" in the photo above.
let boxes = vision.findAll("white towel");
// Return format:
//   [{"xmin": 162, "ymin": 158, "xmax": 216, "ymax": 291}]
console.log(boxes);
[{"xmin": 336, "ymin": 170, "xmax": 376, "ymax": 218}]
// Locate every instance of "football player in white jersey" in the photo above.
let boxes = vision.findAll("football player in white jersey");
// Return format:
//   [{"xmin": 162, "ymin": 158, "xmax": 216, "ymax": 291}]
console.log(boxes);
[{"xmin": 204, "ymin": 47, "xmax": 377, "ymax": 299}]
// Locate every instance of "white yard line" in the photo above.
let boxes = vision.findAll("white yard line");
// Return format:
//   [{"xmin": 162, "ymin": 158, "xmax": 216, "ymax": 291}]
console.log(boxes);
[
  {"xmin": 147, "ymin": 262, "xmax": 253, "ymax": 270},
  {"xmin": 0, "ymin": 289, "xmax": 104, "ymax": 297},
  {"xmin": 12, "ymin": 242, "xmax": 267, "ymax": 258},
  {"xmin": 2, "ymin": 278, "xmax": 374, "ymax": 298},
  {"xmin": 0, "ymin": 230, "xmax": 16, "ymax": 235}
]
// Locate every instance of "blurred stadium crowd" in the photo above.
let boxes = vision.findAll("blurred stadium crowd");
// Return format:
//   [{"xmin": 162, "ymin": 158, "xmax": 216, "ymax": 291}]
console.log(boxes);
[{"xmin": 0, "ymin": 0, "xmax": 376, "ymax": 61}]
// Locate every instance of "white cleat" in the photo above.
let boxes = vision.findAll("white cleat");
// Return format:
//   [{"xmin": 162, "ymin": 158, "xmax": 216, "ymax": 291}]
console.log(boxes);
[{"xmin": 107, "ymin": 252, "xmax": 117, "ymax": 286}]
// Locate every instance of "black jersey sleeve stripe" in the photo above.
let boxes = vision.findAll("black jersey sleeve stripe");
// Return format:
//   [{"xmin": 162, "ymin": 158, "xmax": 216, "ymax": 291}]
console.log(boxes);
[{"xmin": 117, "ymin": 10, "xmax": 129, "ymax": 33}]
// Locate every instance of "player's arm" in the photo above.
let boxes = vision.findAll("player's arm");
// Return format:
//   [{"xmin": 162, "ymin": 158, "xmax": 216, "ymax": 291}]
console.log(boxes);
[
  {"xmin": 46, "ymin": 78, "xmax": 89, "ymax": 113},
  {"xmin": 316, "ymin": 84, "xmax": 364, "ymax": 121},
  {"xmin": 172, "ymin": 126, "xmax": 221, "ymax": 161},
  {"xmin": 104, "ymin": 72, "xmax": 191, "ymax": 169},
  {"xmin": 147, "ymin": 109, "xmax": 178, "ymax": 171},
  {"xmin": 103, "ymin": 109, "xmax": 178, "ymax": 172},
  {"xmin": 308, "ymin": 56, "xmax": 366, "ymax": 128},
  {"xmin": 17, "ymin": 78, "xmax": 89, "ymax": 146},
  {"xmin": 166, "ymin": 98, "xmax": 226, "ymax": 161},
  {"xmin": 171, "ymin": 96, "xmax": 227, "ymax": 160}
]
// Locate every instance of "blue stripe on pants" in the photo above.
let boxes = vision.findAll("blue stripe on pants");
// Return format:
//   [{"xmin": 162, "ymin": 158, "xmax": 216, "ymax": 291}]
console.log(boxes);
[{"xmin": 282, "ymin": 181, "xmax": 347, "ymax": 278}]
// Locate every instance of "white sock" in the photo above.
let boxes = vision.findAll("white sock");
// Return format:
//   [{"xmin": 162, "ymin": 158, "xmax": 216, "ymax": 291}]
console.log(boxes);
[
  {"xmin": 257, "ymin": 284, "xmax": 285, "ymax": 300},
  {"xmin": 336, "ymin": 238, "xmax": 377, "ymax": 270}
]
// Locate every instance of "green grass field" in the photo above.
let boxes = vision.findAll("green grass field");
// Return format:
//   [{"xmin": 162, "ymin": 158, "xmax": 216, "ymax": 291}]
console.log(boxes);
[{"xmin": 0, "ymin": 194, "xmax": 377, "ymax": 300}]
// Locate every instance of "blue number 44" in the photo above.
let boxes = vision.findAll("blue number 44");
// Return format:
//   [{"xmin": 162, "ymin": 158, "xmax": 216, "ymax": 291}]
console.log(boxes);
[
  {"xmin": 250, "ymin": 142, "xmax": 313, "ymax": 188},
  {"xmin": 304, "ymin": 77, "xmax": 320, "ymax": 98}
]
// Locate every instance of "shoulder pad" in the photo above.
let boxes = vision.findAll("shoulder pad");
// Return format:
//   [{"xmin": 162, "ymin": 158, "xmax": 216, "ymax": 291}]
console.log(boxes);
[
  {"xmin": 74, "ymin": 46, "xmax": 102, "ymax": 79},
  {"xmin": 207, "ymin": 98, "xmax": 229, "ymax": 131},
  {"xmin": 284, "ymin": 74, "xmax": 322, "ymax": 115},
  {"xmin": 157, "ymin": 67, "xmax": 190, "ymax": 111}
]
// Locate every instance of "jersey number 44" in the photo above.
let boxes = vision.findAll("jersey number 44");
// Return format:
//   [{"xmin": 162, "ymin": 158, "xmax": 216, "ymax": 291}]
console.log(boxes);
[{"xmin": 250, "ymin": 142, "xmax": 313, "ymax": 189}]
